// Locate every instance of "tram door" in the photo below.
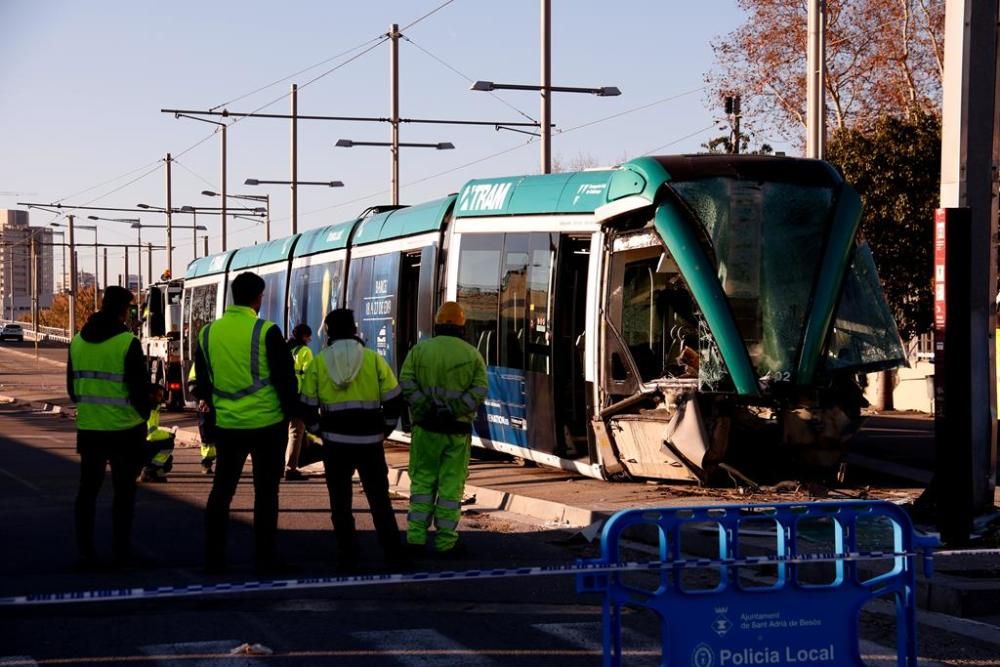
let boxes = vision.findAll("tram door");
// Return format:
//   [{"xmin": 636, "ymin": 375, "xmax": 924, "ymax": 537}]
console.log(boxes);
[
  {"xmin": 395, "ymin": 245, "xmax": 437, "ymax": 431},
  {"xmin": 552, "ymin": 235, "xmax": 591, "ymax": 459}
]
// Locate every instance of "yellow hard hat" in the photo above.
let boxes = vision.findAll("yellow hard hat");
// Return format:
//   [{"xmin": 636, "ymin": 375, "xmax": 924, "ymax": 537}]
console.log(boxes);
[{"xmin": 435, "ymin": 301, "xmax": 466, "ymax": 327}]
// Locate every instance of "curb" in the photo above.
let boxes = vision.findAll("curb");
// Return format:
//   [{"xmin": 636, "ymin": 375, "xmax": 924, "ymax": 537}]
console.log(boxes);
[
  {"xmin": 386, "ymin": 466, "xmax": 609, "ymax": 529},
  {"xmin": 172, "ymin": 424, "xmax": 605, "ymax": 530}
]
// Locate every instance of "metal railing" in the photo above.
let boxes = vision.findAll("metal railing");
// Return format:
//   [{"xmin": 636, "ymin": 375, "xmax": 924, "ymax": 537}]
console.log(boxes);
[{"xmin": 0, "ymin": 319, "xmax": 72, "ymax": 343}]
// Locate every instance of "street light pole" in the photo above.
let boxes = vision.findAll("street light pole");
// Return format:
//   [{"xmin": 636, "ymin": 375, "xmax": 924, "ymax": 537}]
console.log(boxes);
[
  {"xmin": 68, "ymin": 214, "xmax": 76, "ymax": 334},
  {"xmin": 165, "ymin": 152, "xmax": 173, "ymax": 275},
  {"xmin": 221, "ymin": 124, "xmax": 227, "ymax": 250},
  {"xmin": 291, "ymin": 83, "xmax": 298, "ymax": 234},
  {"xmin": 390, "ymin": 23, "xmax": 400, "ymax": 205},
  {"xmin": 541, "ymin": 0, "xmax": 551, "ymax": 174}
]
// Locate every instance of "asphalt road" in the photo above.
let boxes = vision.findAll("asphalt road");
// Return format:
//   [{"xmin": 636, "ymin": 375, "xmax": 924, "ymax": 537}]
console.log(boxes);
[
  {"xmin": 2, "ymin": 343, "xmax": 998, "ymax": 665},
  {"xmin": 0, "ymin": 344, "xmax": 657, "ymax": 665}
]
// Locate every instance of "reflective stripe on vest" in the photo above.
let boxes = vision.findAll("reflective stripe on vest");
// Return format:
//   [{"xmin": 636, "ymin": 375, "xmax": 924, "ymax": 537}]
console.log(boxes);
[
  {"xmin": 200, "ymin": 306, "xmax": 283, "ymax": 429},
  {"xmin": 70, "ymin": 331, "xmax": 143, "ymax": 431}
]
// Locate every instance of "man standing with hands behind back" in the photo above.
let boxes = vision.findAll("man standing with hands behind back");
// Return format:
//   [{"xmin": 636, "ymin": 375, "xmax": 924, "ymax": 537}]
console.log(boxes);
[
  {"xmin": 194, "ymin": 272, "xmax": 298, "ymax": 574},
  {"xmin": 69, "ymin": 286, "xmax": 151, "ymax": 570}
]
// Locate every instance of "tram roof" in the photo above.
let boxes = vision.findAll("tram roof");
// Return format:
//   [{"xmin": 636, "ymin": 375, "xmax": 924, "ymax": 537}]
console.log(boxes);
[
  {"xmin": 292, "ymin": 219, "xmax": 357, "ymax": 258},
  {"xmin": 229, "ymin": 235, "xmax": 299, "ymax": 271},
  {"xmin": 185, "ymin": 250, "xmax": 236, "ymax": 279},
  {"xmin": 351, "ymin": 195, "xmax": 456, "ymax": 246}
]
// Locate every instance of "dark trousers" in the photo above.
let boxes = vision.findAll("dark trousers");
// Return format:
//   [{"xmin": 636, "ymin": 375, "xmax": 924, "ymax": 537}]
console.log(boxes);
[
  {"xmin": 322, "ymin": 441, "xmax": 402, "ymax": 562},
  {"xmin": 205, "ymin": 421, "xmax": 287, "ymax": 566},
  {"xmin": 74, "ymin": 424, "xmax": 146, "ymax": 561}
]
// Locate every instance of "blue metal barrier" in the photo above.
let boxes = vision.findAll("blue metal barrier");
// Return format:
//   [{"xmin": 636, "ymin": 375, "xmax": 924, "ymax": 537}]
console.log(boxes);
[{"xmin": 577, "ymin": 500, "xmax": 938, "ymax": 666}]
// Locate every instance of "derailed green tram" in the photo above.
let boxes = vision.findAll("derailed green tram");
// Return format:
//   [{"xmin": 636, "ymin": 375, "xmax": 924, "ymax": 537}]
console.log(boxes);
[{"xmin": 182, "ymin": 154, "xmax": 904, "ymax": 483}]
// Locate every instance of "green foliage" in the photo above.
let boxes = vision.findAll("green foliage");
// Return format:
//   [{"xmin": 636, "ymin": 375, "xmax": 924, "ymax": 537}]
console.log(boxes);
[
  {"xmin": 701, "ymin": 132, "xmax": 774, "ymax": 155},
  {"xmin": 826, "ymin": 112, "xmax": 940, "ymax": 339}
]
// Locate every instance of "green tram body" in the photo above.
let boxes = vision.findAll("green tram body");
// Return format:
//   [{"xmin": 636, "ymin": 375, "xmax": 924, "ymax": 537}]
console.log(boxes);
[{"xmin": 180, "ymin": 155, "xmax": 904, "ymax": 483}]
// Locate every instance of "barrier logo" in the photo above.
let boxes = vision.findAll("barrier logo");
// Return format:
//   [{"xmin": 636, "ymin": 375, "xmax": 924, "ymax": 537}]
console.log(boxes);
[
  {"xmin": 692, "ymin": 643, "xmax": 714, "ymax": 667},
  {"xmin": 712, "ymin": 606, "xmax": 733, "ymax": 637}
]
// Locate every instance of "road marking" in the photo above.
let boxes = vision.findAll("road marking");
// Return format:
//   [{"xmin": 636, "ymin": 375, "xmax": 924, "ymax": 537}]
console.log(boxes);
[
  {"xmin": 139, "ymin": 640, "xmax": 267, "ymax": 667},
  {"xmin": 0, "ymin": 658, "xmax": 38, "ymax": 666},
  {"xmin": 350, "ymin": 628, "xmax": 498, "ymax": 666},
  {"xmin": 531, "ymin": 621, "xmax": 659, "ymax": 664},
  {"xmin": 0, "ymin": 466, "xmax": 42, "ymax": 492}
]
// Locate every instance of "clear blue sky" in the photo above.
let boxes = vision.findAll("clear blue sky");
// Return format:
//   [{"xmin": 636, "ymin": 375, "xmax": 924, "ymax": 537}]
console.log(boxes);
[{"xmin": 0, "ymin": 0, "xmax": 765, "ymax": 277}]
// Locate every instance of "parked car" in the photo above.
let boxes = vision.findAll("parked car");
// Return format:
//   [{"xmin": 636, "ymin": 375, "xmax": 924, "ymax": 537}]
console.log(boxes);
[{"xmin": 0, "ymin": 324, "xmax": 25, "ymax": 342}]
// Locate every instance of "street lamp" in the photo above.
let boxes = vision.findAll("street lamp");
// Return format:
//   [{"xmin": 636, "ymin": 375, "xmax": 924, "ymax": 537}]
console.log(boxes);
[
  {"xmin": 470, "ymin": 79, "xmax": 620, "ymax": 174},
  {"xmin": 242, "ymin": 179, "xmax": 344, "ymax": 235},
  {"xmin": 53, "ymin": 222, "xmax": 99, "ymax": 311},
  {"xmin": 202, "ymin": 190, "xmax": 271, "ymax": 242},
  {"xmin": 88, "ymin": 215, "xmax": 143, "ymax": 294},
  {"xmin": 333, "ymin": 139, "xmax": 451, "ymax": 205}
]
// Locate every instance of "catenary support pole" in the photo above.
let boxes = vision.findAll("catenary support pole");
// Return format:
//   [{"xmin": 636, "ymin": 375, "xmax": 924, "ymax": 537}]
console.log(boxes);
[
  {"xmin": 67, "ymin": 215, "xmax": 76, "ymax": 334},
  {"xmin": 291, "ymin": 83, "xmax": 298, "ymax": 234},
  {"xmin": 540, "ymin": 0, "xmax": 551, "ymax": 174},
  {"xmin": 806, "ymin": 0, "xmax": 826, "ymax": 158},
  {"xmin": 165, "ymin": 153, "xmax": 173, "ymax": 275},
  {"xmin": 390, "ymin": 23, "xmax": 400, "ymax": 204}
]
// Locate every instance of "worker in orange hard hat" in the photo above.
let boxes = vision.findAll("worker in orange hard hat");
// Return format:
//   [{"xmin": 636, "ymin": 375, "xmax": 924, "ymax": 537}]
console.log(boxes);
[{"xmin": 399, "ymin": 301, "xmax": 487, "ymax": 557}]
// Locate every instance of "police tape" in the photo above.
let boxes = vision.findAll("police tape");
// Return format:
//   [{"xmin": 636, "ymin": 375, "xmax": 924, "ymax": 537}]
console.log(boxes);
[{"xmin": 0, "ymin": 550, "xmax": 922, "ymax": 607}]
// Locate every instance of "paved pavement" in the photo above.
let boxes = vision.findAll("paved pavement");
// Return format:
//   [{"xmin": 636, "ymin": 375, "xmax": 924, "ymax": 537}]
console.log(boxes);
[{"xmin": 1, "ymin": 342, "xmax": 999, "ymax": 665}]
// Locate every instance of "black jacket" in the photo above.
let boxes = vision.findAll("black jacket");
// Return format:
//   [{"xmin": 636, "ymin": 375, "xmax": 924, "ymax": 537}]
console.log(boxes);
[
  {"xmin": 193, "ymin": 320, "xmax": 298, "ymax": 421},
  {"xmin": 66, "ymin": 312, "xmax": 151, "ymax": 422}
]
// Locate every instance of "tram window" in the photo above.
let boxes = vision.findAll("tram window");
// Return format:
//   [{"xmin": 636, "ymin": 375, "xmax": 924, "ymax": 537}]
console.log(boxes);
[
  {"xmin": 457, "ymin": 233, "xmax": 503, "ymax": 365},
  {"xmin": 258, "ymin": 271, "xmax": 288, "ymax": 335},
  {"xmin": 187, "ymin": 284, "xmax": 217, "ymax": 358},
  {"xmin": 621, "ymin": 258, "xmax": 699, "ymax": 382},
  {"xmin": 526, "ymin": 233, "xmax": 556, "ymax": 374},
  {"xmin": 289, "ymin": 260, "xmax": 343, "ymax": 354},
  {"xmin": 500, "ymin": 234, "xmax": 530, "ymax": 370}
]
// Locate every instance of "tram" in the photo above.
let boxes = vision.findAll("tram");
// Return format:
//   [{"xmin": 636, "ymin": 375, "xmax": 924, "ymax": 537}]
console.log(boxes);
[{"xmin": 180, "ymin": 155, "xmax": 905, "ymax": 484}]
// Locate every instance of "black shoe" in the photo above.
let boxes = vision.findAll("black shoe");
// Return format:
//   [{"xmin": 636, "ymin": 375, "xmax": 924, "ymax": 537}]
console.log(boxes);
[
  {"xmin": 284, "ymin": 469, "xmax": 307, "ymax": 481},
  {"xmin": 201, "ymin": 464, "xmax": 214, "ymax": 475}
]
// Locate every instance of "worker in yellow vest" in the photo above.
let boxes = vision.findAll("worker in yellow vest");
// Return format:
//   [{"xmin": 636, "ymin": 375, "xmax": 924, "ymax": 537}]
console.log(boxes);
[
  {"xmin": 399, "ymin": 301, "xmax": 487, "ymax": 557},
  {"xmin": 68, "ymin": 286, "xmax": 152, "ymax": 569},
  {"xmin": 285, "ymin": 323, "xmax": 314, "ymax": 481},
  {"xmin": 140, "ymin": 384, "xmax": 175, "ymax": 482},
  {"xmin": 186, "ymin": 364, "xmax": 217, "ymax": 474},
  {"xmin": 300, "ymin": 309, "xmax": 406, "ymax": 572},
  {"xmin": 194, "ymin": 272, "xmax": 298, "ymax": 574}
]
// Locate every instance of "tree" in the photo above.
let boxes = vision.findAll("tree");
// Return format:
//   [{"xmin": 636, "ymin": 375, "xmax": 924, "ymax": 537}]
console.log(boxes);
[
  {"xmin": 35, "ymin": 287, "xmax": 98, "ymax": 332},
  {"xmin": 825, "ymin": 112, "xmax": 940, "ymax": 339},
  {"xmin": 707, "ymin": 0, "xmax": 944, "ymax": 143},
  {"xmin": 701, "ymin": 131, "xmax": 774, "ymax": 155}
]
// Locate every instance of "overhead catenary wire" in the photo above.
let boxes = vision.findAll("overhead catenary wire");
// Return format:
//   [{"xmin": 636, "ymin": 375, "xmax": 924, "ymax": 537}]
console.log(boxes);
[
  {"xmin": 402, "ymin": 35, "xmax": 537, "ymax": 123},
  {"xmin": 400, "ymin": 0, "xmax": 460, "ymax": 31},
  {"xmin": 208, "ymin": 35, "xmax": 389, "ymax": 112}
]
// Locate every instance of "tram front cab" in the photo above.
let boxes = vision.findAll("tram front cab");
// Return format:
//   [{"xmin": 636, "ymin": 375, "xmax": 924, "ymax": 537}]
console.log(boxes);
[{"xmin": 594, "ymin": 155, "xmax": 905, "ymax": 483}]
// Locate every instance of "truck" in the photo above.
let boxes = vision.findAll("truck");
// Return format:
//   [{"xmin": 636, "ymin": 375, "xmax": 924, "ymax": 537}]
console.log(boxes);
[{"xmin": 138, "ymin": 276, "xmax": 186, "ymax": 410}]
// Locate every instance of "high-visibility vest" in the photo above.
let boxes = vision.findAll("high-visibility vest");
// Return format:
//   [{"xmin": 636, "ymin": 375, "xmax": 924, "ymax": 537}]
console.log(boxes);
[
  {"xmin": 70, "ymin": 331, "xmax": 144, "ymax": 431},
  {"xmin": 399, "ymin": 334, "xmax": 488, "ymax": 430},
  {"xmin": 301, "ymin": 343, "xmax": 400, "ymax": 444},
  {"xmin": 146, "ymin": 407, "xmax": 173, "ymax": 442},
  {"xmin": 199, "ymin": 305, "xmax": 283, "ymax": 429},
  {"xmin": 290, "ymin": 343, "xmax": 314, "ymax": 393}
]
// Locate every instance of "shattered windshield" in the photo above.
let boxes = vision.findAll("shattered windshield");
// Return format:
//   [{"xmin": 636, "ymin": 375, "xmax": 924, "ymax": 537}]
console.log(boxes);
[
  {"xmin": 824, "ymin": 243, "xmax": 905, "ymax": 373},
  {"xmin": 668, "ymin": 177, "xmax": 833, "ymax": 382}
]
